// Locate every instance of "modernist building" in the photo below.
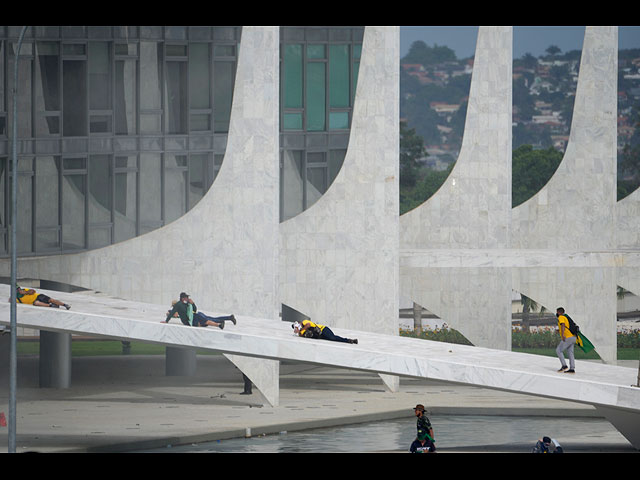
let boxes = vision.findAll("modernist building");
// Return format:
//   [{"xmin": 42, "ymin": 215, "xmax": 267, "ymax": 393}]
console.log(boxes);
[
  {"xmin": 1, "ymin": 27, "xmax": 637, "ymax": 404},
  {"xmin": 0, "ymin": 26, "xmax": 364, "ymax": 255}
]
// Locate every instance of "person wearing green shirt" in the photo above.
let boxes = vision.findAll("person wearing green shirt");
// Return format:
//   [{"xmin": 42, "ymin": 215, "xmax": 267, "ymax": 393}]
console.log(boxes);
[{"xmin": 164, "ymin": 292, "xmax": 236, "ymax": 329}]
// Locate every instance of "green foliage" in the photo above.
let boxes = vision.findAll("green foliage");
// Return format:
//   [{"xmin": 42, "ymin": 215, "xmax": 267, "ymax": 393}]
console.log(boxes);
[
  {"xmin": 400, "ymin": 327, "xmax": 473, "ymax": 345},
  {"xmin": 400, "ymin": 163, "xmax": 454, "ymax": 215},
  {"xmin": 402, "ymin": 40, "xmax": 457, "ymax": 66},
  {"xmin": 512, "ymin": 145, "xmax": 563, "ymax": 207},
  {"xmin": 400, "ymin": 121, "xmax": 427, "ymax": 188}
]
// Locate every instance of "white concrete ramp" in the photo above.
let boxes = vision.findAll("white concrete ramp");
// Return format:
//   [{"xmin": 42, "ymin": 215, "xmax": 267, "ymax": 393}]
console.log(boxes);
[{"xmin": 1, "ymin": 285, "xmax": 639, "ymax": 449}]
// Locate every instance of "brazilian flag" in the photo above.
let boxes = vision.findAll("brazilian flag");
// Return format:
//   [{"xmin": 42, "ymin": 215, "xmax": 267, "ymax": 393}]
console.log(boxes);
[{"xmin": 576, "ymin": 332, "xmax": 595, "ymax": 353}]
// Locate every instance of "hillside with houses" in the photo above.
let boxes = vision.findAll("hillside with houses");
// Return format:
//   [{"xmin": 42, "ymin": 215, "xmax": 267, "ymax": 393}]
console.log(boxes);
[{"xmin": 400, "ymin": 41, "xmax": 640, "ymax": 176}]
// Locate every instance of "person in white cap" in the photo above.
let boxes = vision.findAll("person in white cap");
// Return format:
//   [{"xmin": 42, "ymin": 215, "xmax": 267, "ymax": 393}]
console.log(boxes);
[{"xmin": 292, "ymin": 319, "xmax": 357, "ymax": 344}]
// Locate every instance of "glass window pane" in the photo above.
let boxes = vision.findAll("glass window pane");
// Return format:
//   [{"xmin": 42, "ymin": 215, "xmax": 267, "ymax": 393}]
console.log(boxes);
[
  {"xmin": 166, "ymin": 44, "xmax": 187, "ymax": 56},
  {"xmin": 36, "ymin": 229, "xmax": 59, "ymax": 252},
  {"xmin": 62, "ymin": 43, "xmax": 86, "ymax": 55},
  {"xmin": 114, "ymin": 164, "xmax": 137, "ymax": 243},
  {"xmin": 189, "ymin": 43, "xmax": 210, "ymax": 109},
  {"xmin": 307, "ymin": 44, "xmax": 325, "ymax": 59},
  {"xmin": 140, "ymin": 114, "xmax": 161, "ymax": 134},
  {"xmin": 88, "ymin": 227, "xmax": 111, "ymax": 249},
  {"xmin": 63, "ymin": 59, "xmax": 87, "ymax": 136},
  {"xmin": 165, "ymin": 61, "xmax": 187, "ymax": 134},
  {"xmin": 89, "ymin": 154, "xmax": 112, "ymax": 224},
  {"xmin": 139, "ymin": 153, "xmax": 162, "ymax": 227},
  {"xmin": 115, "ymin": 58, "xmax": 137, "ymax": 135},
  {"xmin": 0, "ymin": 41, "xmax": 4, "ymax": 113},
  {"xmin": 35, "ymin": 42, "xmax": 60, "ymax": 136},
  {"xmin": 188, "ymin": 153, "xmax": 208, "ymax": 209},
  {"xmin": 329, "ymin": 111, "xmax": 349, "ymax": 130},
  {"xmin": 306, "ymin": 62, "xmax": 325, "ymax": 131},
  {"xmin": 0, "ymin": 157, "xmax": 5, "ymax": 252},
  {"xmin": 213, "ymin": 45, "xmax": 235, "ymax": 57},
  {"xmin": 165, "ymin": 154, "xmax": 187, "ymax": 223},
  {"xmin": 140, "ymin": 42, "xmax": 162, "ymax": 110},
  {"xmin": 281, "ymin": 150, "xmax": 304, "ymax": 221},
  {"xmin": 283, "ymin": 44, "xmax": 302, "ymax": 109},
  {"xmin": 90, "ymin": 115, "xmax": 111, "ymax": 133},
  {"xmin": 306, "ymin": 165, "xmax": 327, "ymax": 207},
  {"xmin": 13, "ymin": 54, "xmax": 33, "ymax": 137},
  {"xmin": 213, "ymin": 61, "xmax": 234, "ymax": 133},
  {"xmin": 89, "ymin": 42, "xmax": 111, "ymax": 110},
  {"xmin": 329, "ymin": 44, "xmax": 349, "ymax": 108},
  {"xmin": 35, "ymin": 156, "xmax": 59, "ymax": 228},
  {"xmin": 16, "ymin": 167, "xmax": 33, "ymax": 253},
  {"xmin": 62, "ymin": 174, "xmax": 86, "ymax": 250},
  {"xmin": 190, "ymin": 113, "xmax": 210, "ymax": 131},
  {"xmin": 283, "ymin": 112, "xmax": 302, "ymax": 130}
]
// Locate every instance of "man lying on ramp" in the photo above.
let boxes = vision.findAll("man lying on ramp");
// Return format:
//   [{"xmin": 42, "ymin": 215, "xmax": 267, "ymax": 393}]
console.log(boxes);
[{"xmin": 292, "ymin": 319, "xmax": 358, "ymax": 344}]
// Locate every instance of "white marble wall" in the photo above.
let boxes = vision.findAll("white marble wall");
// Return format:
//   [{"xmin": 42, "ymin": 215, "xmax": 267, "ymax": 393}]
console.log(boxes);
[
  {"xmin": 511, "ymin": 27, "xmax": 619, "ymax": 363},
  {"xmin": 279, "ymin": 27, "xmax": 399, "ymax": 337},
  {"xmin": 400, "ymin": 27, "xmax": 513, "ymax": 350},
  {"xmin": 1, "ymin": 27, "xmax": 282, "ymax": 402}
]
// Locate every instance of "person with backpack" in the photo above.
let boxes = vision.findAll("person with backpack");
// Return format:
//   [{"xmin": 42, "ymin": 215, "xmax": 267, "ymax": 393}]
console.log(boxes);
[{"xmin": 555, "ymin": 307, "xmax": 577, "ymax": 374}]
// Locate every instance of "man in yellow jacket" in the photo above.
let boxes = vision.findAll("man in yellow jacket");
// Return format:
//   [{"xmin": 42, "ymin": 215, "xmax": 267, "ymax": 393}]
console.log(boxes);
[
  {"xmin": 292, "ymin": 319, "xmax": 358, "ymax": 344},
  {"xmin": 555, "ymin": 307, "xmax": 576, "ymax": 374}
]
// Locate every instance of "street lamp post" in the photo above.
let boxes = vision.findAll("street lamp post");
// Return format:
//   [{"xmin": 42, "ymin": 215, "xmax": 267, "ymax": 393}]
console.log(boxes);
[{"xmin": 9, "ymin": 25, "xmax": 29, "ymax": 454}]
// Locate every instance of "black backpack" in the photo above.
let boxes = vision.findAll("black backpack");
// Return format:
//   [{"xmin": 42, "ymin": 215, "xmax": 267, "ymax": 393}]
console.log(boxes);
[{"xmin": 564, "ymin": 314, "xmax": 580, "ymax": 336}]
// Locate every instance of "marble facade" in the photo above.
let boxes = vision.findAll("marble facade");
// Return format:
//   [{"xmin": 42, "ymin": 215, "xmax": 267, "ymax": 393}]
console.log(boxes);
[{"xmin": 1, "ymin": 25, "xmax": 639, "ymax": 404}]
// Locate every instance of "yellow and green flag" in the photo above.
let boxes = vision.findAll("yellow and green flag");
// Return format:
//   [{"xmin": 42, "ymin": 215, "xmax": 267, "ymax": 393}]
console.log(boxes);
[{"xmin": 576, "ymin": 332, "xmax": 595, "ymax": 353}]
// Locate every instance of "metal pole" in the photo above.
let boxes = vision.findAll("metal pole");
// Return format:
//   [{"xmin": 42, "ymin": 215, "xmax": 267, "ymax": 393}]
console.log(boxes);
[{"xmin": 9, "ymin": 25, "xmax": 29, "ymax": 454}]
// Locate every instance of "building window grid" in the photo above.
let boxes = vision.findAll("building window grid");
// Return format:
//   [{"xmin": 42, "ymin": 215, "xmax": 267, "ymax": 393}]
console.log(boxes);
[
  {"xmin": 279, "ymin": 27, "xmax": 362, "ymax": 222},
  {"xmin": 0, "ymin": 27, "xmax": 239, "ymax": 257}
]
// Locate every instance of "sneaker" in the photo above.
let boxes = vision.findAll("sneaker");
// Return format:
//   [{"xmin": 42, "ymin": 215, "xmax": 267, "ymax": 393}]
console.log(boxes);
[
  {"xmin": 557, "ymin": 366, "xmax": 568, "ymax": 372},
  {"xmin": 64, "ymin": 304, "xmax": 71, "ymax": 310},
  {"xmin": 564, "ymin": 369, "xmax": 575, "ymax": 374},
  {"xmin": 230, "ymin": 314, "xmax": 237, "ymax": 325},
  {"xmin": 349, "ymin": 339, "xmax": 358, "ymax": 344},
  {"xmin": 49, "ymin": 303, "xmax": 60, "ymax": 308},
  {"xmin": 218, "ymin": 321, "xmax": 225, "ymax": 330}
]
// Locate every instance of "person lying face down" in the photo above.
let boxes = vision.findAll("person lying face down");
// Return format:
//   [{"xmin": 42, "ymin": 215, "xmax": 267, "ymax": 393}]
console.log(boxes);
[{"xmin": 292, "ymin": 319, "xmax": 357, "ymax": 344}]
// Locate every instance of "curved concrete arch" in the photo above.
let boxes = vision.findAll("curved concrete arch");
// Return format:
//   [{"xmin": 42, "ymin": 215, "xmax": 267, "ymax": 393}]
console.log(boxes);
[
  {"xmin": 1, "ymin": 27, "xmax": 283, "ymax": 405},
  {"xmin": 399, "ymin": 27, "xmax": 513, "ymax": 350},
  {"xmin": 510, "ymin": 27, "xmax": 619, "ymax": 363},
  {"xmin": 3, "ymin": 27, "xmax": 280, "ymax": 320},
  {"xmin": 279, "ymin": 26, "xmax": 399, "ymax": 337},
  {"xmin": 512, "ymin": 27, "xmax": 618, "ymax": 251}
]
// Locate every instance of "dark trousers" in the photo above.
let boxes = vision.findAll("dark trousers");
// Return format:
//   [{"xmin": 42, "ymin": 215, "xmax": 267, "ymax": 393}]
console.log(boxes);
[{"xmin": 320, "ymin": 327, "xmax": 350, "ymax": 343}]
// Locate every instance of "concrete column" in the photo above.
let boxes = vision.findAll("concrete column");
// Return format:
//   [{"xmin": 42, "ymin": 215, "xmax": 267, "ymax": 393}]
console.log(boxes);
[
  {"xmin": 165, "ymin": 347, "xmax": 197, "ymax": 376},
  {"xmin": 39, "ymin": 330, "xmax": 71, "ymax": 388}
]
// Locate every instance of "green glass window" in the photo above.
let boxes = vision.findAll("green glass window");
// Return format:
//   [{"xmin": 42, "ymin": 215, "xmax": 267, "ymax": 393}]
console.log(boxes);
[
  {"xmin": 283, "ymin": 44, "xmax": 302, "ymax": 109},
  {"xmin": 283, "ymin": 112, "xmax": 302, "ymax": 130},
  {"xmin": 306, "ymin": 62, "xmax": 325, "ymax": 131},
  {"xmin": 329, "ymin": 44, "xmax": 349, "ymax": 108}
]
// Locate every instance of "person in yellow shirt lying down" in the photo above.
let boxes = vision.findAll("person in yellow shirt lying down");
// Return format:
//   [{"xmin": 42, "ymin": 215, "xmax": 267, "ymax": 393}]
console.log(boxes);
[
  {"xmin": 14, "ymin": 285, "xmax": 71, "ymax": 310},
  {"xmin": 292, "ymin": 319, "xmax": 358, "ymax": 344}
]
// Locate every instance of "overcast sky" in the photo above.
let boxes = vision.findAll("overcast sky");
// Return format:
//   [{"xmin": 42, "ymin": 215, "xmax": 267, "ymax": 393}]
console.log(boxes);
[{"xmin": 401, "ymin": 26, "xmax": 640, "ymax": 59}]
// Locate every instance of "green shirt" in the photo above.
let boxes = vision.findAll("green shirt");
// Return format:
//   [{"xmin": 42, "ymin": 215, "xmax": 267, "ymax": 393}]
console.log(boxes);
[{"xmin": 166, "ymin": 301, "xmax": 196, "ymax": 326}]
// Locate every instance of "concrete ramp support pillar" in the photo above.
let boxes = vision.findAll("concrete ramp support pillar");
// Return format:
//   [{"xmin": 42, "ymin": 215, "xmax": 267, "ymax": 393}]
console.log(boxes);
[
  {"xmin": 39, "ymin": 330, "xmax": 71, "ymax": 389},
  {"xmin": 165, "ymin": 347, "xmax": 197, "ymax": 377},
  {"xmin": 595, "ymin": 405, "xmax": 640, "ymax": 450}
]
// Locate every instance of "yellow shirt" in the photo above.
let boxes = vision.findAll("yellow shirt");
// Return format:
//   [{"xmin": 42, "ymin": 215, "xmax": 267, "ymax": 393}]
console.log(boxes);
[
  {"xmin": 557, "ymin": 315, "xmax": 575, "ymax": 339},
  {"xmin": 300, "ymin": 320, "xmax": 325, "ymax": 334},
  {"xmin": 17, "ymin": 290, "xmax": 39, "ymax": 305}
]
